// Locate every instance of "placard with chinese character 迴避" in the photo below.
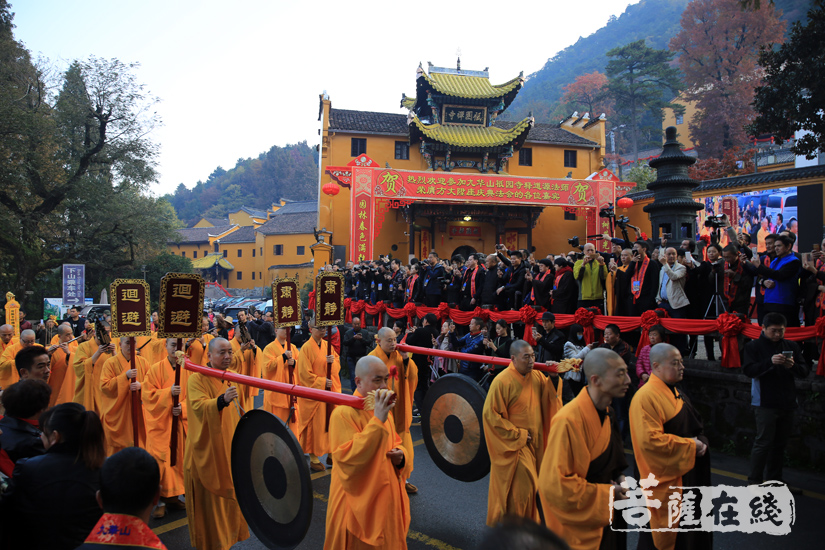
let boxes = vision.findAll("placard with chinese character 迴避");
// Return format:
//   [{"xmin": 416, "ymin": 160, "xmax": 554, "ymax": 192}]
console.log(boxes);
[
  {"xmin": 272, "ymin": 277, "xmax": 301, "ymax": 328},
  {"xmin": 110, "ymin": 279, "xmax": 151, "ymax": 338},
  {"xmin": 314, "ymin": 272, "xmax": 344, "ymax": 327},
  {"xmin": 62, "ymin": 264, "xmax": 85, "ymax": 306},
  {"xmin": 441, "ymin": 104, "xmax": 486, "ymax": 126},
  {"xmin": 157, "ymin": 273, "xmax": 204, "ymax": 338}
]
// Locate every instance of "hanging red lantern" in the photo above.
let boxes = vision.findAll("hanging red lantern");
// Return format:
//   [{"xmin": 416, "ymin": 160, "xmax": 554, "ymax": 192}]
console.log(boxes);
[
  {"xmin": 322, "ymin": 182, "xmax": 340, "ymax": 196},
  {"xmin": 617, "ymin": 196, "xmax": 634, "ymax": 209}
]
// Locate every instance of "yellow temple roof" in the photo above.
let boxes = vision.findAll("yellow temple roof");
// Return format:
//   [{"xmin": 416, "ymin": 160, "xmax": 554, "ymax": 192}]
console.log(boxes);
[
  {"xmin": 410, "ymin": 115, "xmax": 533, "ymax": 148},
  {"xmin": 420, "ymin": 71, "xmax": 523, "ymax": 99},
  {"xmin": 401, "ymin": 95, "xmax": 416, "ymax": 109},
  {"xmin": 191, "ymin": 253, "xmax": 234, "ymax": 270}
]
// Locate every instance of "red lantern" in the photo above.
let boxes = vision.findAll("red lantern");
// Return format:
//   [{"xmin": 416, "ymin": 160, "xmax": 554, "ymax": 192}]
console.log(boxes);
[
  {"xmin": 322, "ymin": 182, "xmax": 340, "ymax": 196},
  {"xmin": 617, "ymin": 196, "xmax": 634, "ymax": 209}
]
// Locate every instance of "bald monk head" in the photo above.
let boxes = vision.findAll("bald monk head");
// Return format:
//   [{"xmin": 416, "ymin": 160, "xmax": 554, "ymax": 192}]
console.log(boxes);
[
  {"xmin": 509, "ymin": 339, "xmax": 536, "ymax": 375},
  {"xmin": 19, "ymin": 329, "xmax": 37, "ymax": 348},
  {"xmin": 165, "ymin": 338, "xmax": 178, "ymax": 362},
  {"xmin": 0, "ymin": 324, "xmax": 13, "ymax": 345},
  {"xmin": 119, "ymin": 336, "xmax": 133, "ymax": 357},
  {"xmin": 57, "ymin": 324, "xmax": 73, "ymax": 343},
  {"xmin": 207, "ymin": 337, "xmax": 233, "ymax": 370},
  {"xmin": 583, "ymin": 348, "xmax": 630, "ymax": 409},
  {"xmin": 376, "ymin": 327, "xmax": 398, "ymax": 355},
  {"xmin": 354, "ymin": 355, "xmax": 390, "ymax": 395},
  {"xmin": 307, "ymin": 314, "xmax": 324, "ymax": 344},
  {"xmin": 649, "ymin": 343, "xmax": 683, "ymax": 385}
]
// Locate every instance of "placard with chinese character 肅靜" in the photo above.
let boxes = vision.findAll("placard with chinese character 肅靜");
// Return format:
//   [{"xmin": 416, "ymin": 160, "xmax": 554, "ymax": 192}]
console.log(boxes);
[
  {"xmin": 314, "ymin": 272, "xmax": 344, "ymax": 327},
  {"xmin": 272, "ymin": 277, "xmax": 301, "ymax": 328},
  {"xmin": 157, "ymin": 273, "xmax": 204, "ymax": 338},
  {"xmin": 110, "ymin": 279, "xmax": 151, "ymax": 337}
]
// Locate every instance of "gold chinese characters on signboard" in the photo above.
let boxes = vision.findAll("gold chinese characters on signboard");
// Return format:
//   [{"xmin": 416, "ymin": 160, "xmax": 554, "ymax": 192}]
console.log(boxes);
[
  {"xmin": 314, "ymin": 271, "xmax": 344, "ymax": 327},
  {"xmin": 110, "ymin": 279, "xmax": 151, "ymax": 337},
  {"xmin": 158, "ymin": 273, "xmax": 205, "ymax": 339},
  {"xmin": 272, "ymin": 277, "xmax": 301, "ymax": 328}
]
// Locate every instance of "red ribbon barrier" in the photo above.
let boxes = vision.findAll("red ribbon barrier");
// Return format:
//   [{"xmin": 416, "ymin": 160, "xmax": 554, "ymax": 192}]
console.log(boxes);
[
  {"xmin": 182, "ymin": 360, "xmax": 365, "ymax": 409},
  {"xmin": 396, "ymin": 343, "xmax": 560, "ymax": 374},
  {"xmin": 817, "ymin": 317, "xmax": 825, "ymax": 377},
  {"xmin": 716, "ymin": 313, "xmax": 745, "ymax": 368}
]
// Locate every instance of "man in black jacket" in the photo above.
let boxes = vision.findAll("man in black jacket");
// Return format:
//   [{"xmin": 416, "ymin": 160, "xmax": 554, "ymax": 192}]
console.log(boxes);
[
  {"xmin": 743, "ymin": 312, "xmax": 808, "ymax": 485},
  {"xmin": 497, "ymin": 249, "xmax": 527, "ymax": 311},
  {"xmin": 531, "ymin": 312, "xmax": 565, "ymax": 364},
  {"xmin": 341, "ymin": 316, "xmax": 374, "ymax": 391},
  {"xmin": 459, "ymin": 254, "xmax": 485, "ymax": 311},
  {"xmin": 406, "ymin": 313, "xmax": 440, "ymax": 412},
  {"xmin": 389, "ymin": 259, "xmax": 405, "ymax": 308},
  {"xmin": 0, "ymin": 378, "xmax": 51, "ymax": 477},
  {"xmin": 419, "ymin": 252, "xmax": 446, "ymax": 307},
  {"xmin": 481, "ymin": 254, "xmax": 500, "ymax": 309}
]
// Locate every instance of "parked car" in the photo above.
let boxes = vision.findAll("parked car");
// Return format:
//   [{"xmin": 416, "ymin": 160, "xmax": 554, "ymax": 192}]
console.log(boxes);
[{"xmin": 78, "ymin": 304, "xmax": 110, "ymax": 322}]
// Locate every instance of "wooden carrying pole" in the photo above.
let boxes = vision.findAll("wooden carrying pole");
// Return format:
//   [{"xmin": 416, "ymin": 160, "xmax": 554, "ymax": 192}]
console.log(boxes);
[
  {"xmin": 129, "ymin": 336, "xmax": 140, "ymax": 446},
  {"xmin": 325, "ymin": 326, "xmax": 332, "ymax": 431},
  {"xmin": 286, "ymin": 330, "xmax": 297, "ymax": 424},
  {"xmin": 169, "ymin": 338, "xmax": 183, "ymax": 466}
]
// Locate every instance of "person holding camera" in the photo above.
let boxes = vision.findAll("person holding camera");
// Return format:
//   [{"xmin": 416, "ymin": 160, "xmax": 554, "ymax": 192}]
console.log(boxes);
[
  {"xmin": 525, "ymin": 258, "xmax": 554, "ymax": 309},
  {"xmin": 389, "ymin": 259, "xmax": 405, "ymax": 308},
  {"xmin": 419, "ymin": 252, "xmax": 446, "ymax": 307},
  {"xmin": 550, "ymin": 257, "xmax": 577, "ymax": 314},
  {"xmin": 460, "ymin": 254, "xmax": 485, "ymax": 311},
  {"xmin": 573, "ymin": 243, "xmax": 607, "ymax": 312},
  {"xmin": 444, "ymin": 256, "xmax": 464, "ymax": 306},
  {"xmin": 495, "ymin": 246, "xmax": 527, "ymax": 311},
  {"xmin": 627, "ymin": 241, "xmax": 660, "ymax": 316}
]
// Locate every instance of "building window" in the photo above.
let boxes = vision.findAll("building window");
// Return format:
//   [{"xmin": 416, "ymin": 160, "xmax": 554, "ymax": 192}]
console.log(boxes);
[
  {"xmin": 564, "ymin": 150, "xmax": 577, "ymax": 168},
  {"xmin": 193, "ymin": 250, "xmax": 198, "ymax": 258},
  {"xmin": 237, "ymin": 249, "xmax": 242, "ymax": 258},
  {"xmin": 223, "ymin": 250, "xmax": 227, "ymax": 257},
  {"xmin": 237, "ymin": 272, "xmax": 242, "ymax": 281},
  {"xmin": 259, "ymin": 272, "xmax": 262, "ymax": 280},
  {"xmin": 675, "ymin": 114, "xmax": 684, "ymax": 125},
  {"xmin": 181, "ymin": 251, "xmax": 185, "ymax": 257},
  {"xmin": 260, "ymin": 247, "xmax": 263, "ymax": 256},
  {"xmin": 351, "ymin": 138, "xmax": 367, "ymax": 157},
  {"xmin": 394, "ymin": 141, "xmax": 409, "ymax": 160},
  {"xmin": 274, "ymin": 244, "xmax": 283, "ymax": 256},
  {"xmin": 564, "ymin": 210, "xmax": 577, "ymax": 221},
  {"xmin": 252, "ymin": 272, "xmax": 256, "ymax": 280},
  {"xmin": 297, "ymin": 246, "xmax": 305, "ymax": 256},
  {"xmin": 252, "ymin": 248, "xmax": 256, "ymax": 257},
  {"xmin": 518, "ymin": 148, "xmax": 532, "ymax": 166}
]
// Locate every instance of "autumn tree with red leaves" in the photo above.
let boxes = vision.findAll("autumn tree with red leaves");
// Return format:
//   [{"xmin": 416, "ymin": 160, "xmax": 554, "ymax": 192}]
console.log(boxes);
[
  {"xmin": 561, "ymin": 71, "xmax": 614, "ymax": 120},
  {"xmin": 688, "ymin": 146, "xmax": 756, "ymax": 181},
  {"xmin": 670, "ymin": 0, "xmax": 785, "ymax": 158}
]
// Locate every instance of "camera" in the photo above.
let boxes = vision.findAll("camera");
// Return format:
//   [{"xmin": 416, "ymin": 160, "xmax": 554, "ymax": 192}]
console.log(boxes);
[
  {"xmin": 599, "ymin": 204, "xmax": 615, "ymax": 219},
  {"xmin": 567, "ymin": 236, "xmax": 580, "ymax": 248},
  {"xmin": 704, "ymin": 215, "xmax": 725, "ymax": 229},
  {"xmin": 615, "ymin": 215, "xmax": 630, "ymax": 230},
  {"xmin": 662, "ymin": 233, "xmax": 672, "ymax": 239}
]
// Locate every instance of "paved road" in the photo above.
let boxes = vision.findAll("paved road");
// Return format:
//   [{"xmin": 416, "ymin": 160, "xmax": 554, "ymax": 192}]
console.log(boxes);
[{"xmin": 153, "ymin": 401, "xmax": 824, "ymax": 549}]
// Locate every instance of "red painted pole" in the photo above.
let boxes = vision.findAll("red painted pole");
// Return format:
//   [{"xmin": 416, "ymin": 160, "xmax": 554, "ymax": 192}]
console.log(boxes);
[
  {"xmin": 325, "ymin": 326, "xmax": 333, "ymax": 431},
  {"xmin": 396, "ymin": 343, "xmax": 562, "ymax": 373},
  {"xmin": 286, "ymin": 330, "xmax": 296, "ymax": 424},
  {"xmin": 170, "ymin": 338, "xmax": 182, "ymax": 467},
  {"xmin": 129, "ymin": 337, "xmax": 140, "ymax": 447}
]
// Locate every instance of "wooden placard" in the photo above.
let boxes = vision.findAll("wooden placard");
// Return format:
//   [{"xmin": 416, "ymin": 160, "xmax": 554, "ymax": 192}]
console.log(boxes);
[
  {"xmin": 158, "ymin": 273, "xmax": 205, "ymax": 338},
  {"xmin": 314, "ymin": 271, "xmax": 344, "ymax": 327},
  {"xmin": 272, "ymin": 277, "xmax": 301, "ymax": 329},
  {"xmin": 4, "ymin": 292, "xmax": 20, "ymax": 338},
  {"xmin": 110, "ymin": 279, "xmax": 151, "ymax": 338}
]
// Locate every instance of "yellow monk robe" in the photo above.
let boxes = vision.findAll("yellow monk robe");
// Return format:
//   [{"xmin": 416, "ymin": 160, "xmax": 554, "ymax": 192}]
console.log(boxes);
[
  {"xmin": 368, "ymin": 347, "xmax": 417, "ymax": 473},
  {"xmin": 0, "ymin": 341, "xmax": 25, "ymax": 390},
  {"xmin": 538, "ymin": 388, "xmax": 627, "ymax": 550},
  {"xmin": 48, "ymin": 340, "xmax": 79, "ymax": 407},
  {"xmin": 229, "ymin": 337, "xmax": 260, "ymax": 412},
  {"xmin": 482, "ymin": 364, "xmax": 564, "ymax": 526},
  {"xmin": 324, "ymin": 393, "xmax": 411, "ymax": 550},
  {"xmin": 296, "ymin": 337, "xmax": 341, "ymax": 457},
  {"xmin": 143, "ymin": 357, "xmax": 188, "ymax": 498},
  {"xmin": 72, "ymin": 340, "xmax": 113, "ymax": 412},
  {"xmin": 98, "ymin": 351, "xmax": 149, "ymax": 456},
  {"xmin": 135, "ymin": 332, "xmax": 165, "ymax": 368},
  {"xmin": 629, "ymin": 374, "xmax": 705, "ymax": 550},
  {"xmin": 184, "ymin": 370, "xmax": 249, "ymax": 550},
  {"xmin": 261, "ymin": 338, "xmax": 300, "ymax": 424},
  {"xmin": 0, "ymin": 336, "xmax": 17, "ymax": 355},
  {"xmin": 186, "ymin": 334, "xmax": 214, "ymax": 367}
]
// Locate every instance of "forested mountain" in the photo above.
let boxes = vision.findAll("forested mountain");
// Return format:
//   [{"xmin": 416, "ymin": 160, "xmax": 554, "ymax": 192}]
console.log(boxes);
[
  {"xmin": 164, "ymin": 141, "xmax": 318, "ymax": 226},
  {"xmin": 503, "ymin": 0, "xmax": 811, "ymax": 125}
]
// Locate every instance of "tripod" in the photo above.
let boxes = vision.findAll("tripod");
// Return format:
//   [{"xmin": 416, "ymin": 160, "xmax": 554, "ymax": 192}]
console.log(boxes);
[{"xmin": 689, "ymin": 262, "xmax": 728, "ymax": 359}]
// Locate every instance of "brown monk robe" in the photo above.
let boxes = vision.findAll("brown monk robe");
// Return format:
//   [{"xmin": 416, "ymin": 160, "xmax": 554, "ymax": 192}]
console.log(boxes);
[
  {"xmin": 47, "ymin": 324, "xmax": 79, "ymax": 406},
  {"xmin": 229, "ymin": 322, "xmax": 260, "ymax": 413},
  {"xmin": 297, "ymin": 318, "xmax": 341, "ymax": 470},
  {"xmin": 630, "ymin": 343, "xmax": 711, "ymax": 550},
  {"xmin": 0, "ymin": 329, "xmax": 39, "ymax": 390},
  {"xmin": 324, "ymin": 355, "xmax": 411, "ymax": 550},
  {"xmin": 369, "ymin": 327, "xmax": 418, "ymax": 492},
  {"xmin": 185, "ymin": 317, "xmax": 215, "ymax": 367},
  {"xmin": 538, "ymin": 348, "xmax": 630, "ymax": 550},
  {"xmin": 142, "ymin": 338, "xmax": 188, "ymax": 505},
  {"xmin": 184, "ymin": 337, "xmax": 250, "ymax": 550},
  {"xmin": 483, "ymin": 340, "xmax": 564, "ymax": 526},
  {"xmin": 72, "ymin": 323, "xmax": 115, "ymax": 413},
  {"xmin": 98, "ymin": 337, "xmax": 149, "ymax": 456},
  {"xmin": 261, "ymin": 327, "xmax": 300, "ymax": 424}
]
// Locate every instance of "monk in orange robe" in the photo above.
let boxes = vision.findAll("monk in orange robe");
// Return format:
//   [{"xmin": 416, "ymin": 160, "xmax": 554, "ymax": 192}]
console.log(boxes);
[
  {"xmin": 538, "ymin": 348, "xmax": 631, "ymax": 549},
  {"xmin": 482, "ymin": 339, "xmax": 563, "ymax": 526},
  {"xmin": 324, "ymin": 355, "xmax": 411, "ymax": 550},
  {"xmin": 0, "ymin": 329, "xmax": 38, "ymax": 390},
  {"xmin": 297, "ymin": 318, "xmax": 341, "ymax": 471},
  {"xmin": 0, "ymin": 324, "xmax": 16, "ymax": 354},
  {"xmin": 142, "ymin": 338, "xmax": 188, "ymax": 517},
  {"xmin": 72, "ymin": 322, "xmax": 115, "ymax": 413},
  {"xmin": 229, "ymin": 324, "xmax": 259, "ymax": 412},
  {"xmin": 185, "ymin": 317, "xmax": 215, "ymax": 367},
  {"xmin": 98, "ymin": 336, "xmax": 149, "ymax": 456},
  {"xmin": 629, "ymin": 343, "xmax": 711, "ymax": 550},
  {"xmin": 135, "ymin": 331, "xmax": 165, "ymax": 369},
  {"xmin": 47, "ymin": 324, "xmax": 79, "ymax": 406},
  {"xmin": 184, "ymin": 337, "xmax": 249, "ymax": 550},
  {"xmin": 261, "ymin": 327, "xmax": 299, "ymax": 424},
  {"xmin": 369, "ymin": 327, "xmax": 418, "ymax": 493}
]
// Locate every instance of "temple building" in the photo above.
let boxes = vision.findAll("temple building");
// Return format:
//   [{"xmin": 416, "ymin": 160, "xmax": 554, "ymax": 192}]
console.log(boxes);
[{"xmin": 318, "ymin": 61, "xmax": 633, "ymax": 262}]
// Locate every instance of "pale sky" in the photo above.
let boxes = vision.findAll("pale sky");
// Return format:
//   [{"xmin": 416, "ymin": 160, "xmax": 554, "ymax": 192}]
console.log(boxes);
[{"xmin": 12, "ymin": 0, "xmax": 638, "ymax": 197}]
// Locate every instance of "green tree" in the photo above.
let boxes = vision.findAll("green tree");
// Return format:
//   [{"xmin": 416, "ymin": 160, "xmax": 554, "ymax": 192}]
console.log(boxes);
[
  {"xmin": 124, "ymin": 252, "xmax": 194, "ymax": 310},
  {"xmin": 605, "ymin": 40, "xmax": 683, "ymax": 162},
  {"xmin": 749, "ymin": 0, "xmax": 825, "ymax": 159},
  {"xmin": 623, "ymin": 162, "xmax": 657, "ymax": 191}
]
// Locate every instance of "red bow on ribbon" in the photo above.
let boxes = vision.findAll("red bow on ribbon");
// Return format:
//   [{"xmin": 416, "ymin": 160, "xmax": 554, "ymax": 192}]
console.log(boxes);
[
  {"xmin": 403, "ymin": 302, "xmax": 418, "ymax": 327},
  {"xmin": 716, "ymin": 313, "xmax": 744, "ymax": 368},
  {"xmin": 344, "ymin": 298, "xmax": 353, "ymax": 324},
  {"xmin": 574, "ymin": 307, "xmax": 596, "ymax": 344},
  {"xmin": 816, "ymin": 317, "xmax": 825, "ymax": 377},
  {"xmin": 474, "ymin": 306, "xmax": 491, "ymax": 322},
  {"xmin": 519, "ymin": 306, "xmax": 538, "ymax": 345},
  {"xmin": 637, "ymin": 310, "xmax": 662, "ymax": 357},
  {"xmin": 436, "ymin": 302, "xmax": 451, "ymax": 322}
]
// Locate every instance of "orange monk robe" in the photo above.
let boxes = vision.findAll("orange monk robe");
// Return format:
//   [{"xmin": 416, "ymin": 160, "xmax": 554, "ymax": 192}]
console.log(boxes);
[
  {"xmin": 99, "ymin": 351, "xmax": 149, "ymax": 456},
  {"xmin": 72, "ymin": 340, "xmax": 114, "ymax": 412},
  {"xmin": 0, "ymin": 336, "xmax": 17, "ymax": 355},
  {"xmin": 185, "ymin": 334, "xmax": 214, "ymax": 367},
  {"xmin": 368, "ymin": 347, "xmax": 417, "ymax": 473},
  {"xmin": 48, "ymin": 340, "xmax": 79, "ymax": 406},
  {"xmin": 605, "ymin": 264, "xmax": 629, "ymax": 316},
  {"xmin": 538, "ymin": 388, "xmax": 622, "ymax": 549},
  {"xmin": 296, "ymin": 336, "xmax": 341, "ymax": 457},
  {"xmin": 229, "ymin": 337, "xmax": 260, "ymax": 412},
  {"xmin": 261, "ymin": 338, "xmax": 300, "ymax": 424},
  {"xmin": 482, "ymin": 364, "xmax": 564, "ymax": 526},
  {"xmin": 0, "ymin": 341, "xmax": 25, "ymax": 390},
  {"xmin": 324, "ymin": 394, "xmax": 411, "ymax": 550},
  {"xmin": 184, "ymin": 370, "xmax": 249, "ymax": 550},
  {"xmin": 143, "ymin": 357, "xmax": 188, "ymax": 498},
  {"xmin": 136, "ymin": 333, "xmax": 166, "ymax": 369},
  {"xmin": 629, "ymin": 375, "xmax": 697, "ymax": 550}
]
